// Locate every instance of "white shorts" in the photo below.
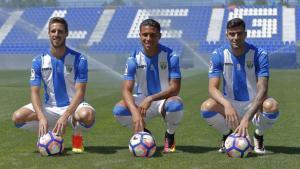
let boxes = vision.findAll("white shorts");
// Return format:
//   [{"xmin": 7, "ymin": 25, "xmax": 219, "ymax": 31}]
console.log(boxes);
[
  {"xmin": 229, "ymin": 99, "xmax": 254, "ymax": 118},
  {"xmin": 134, "ymin": 94, "xmax": 166, "ymax": 120},
  {"xmin": 228, "ymin": 99, "xmax": 267, "ymax": 122},
  {"xmin": 23, "ymin": 102, "xmax": 95, "ymax": 130},
  {"xmin": 114, "ymin": 95, "xmax": 166, "ymax": 128}
]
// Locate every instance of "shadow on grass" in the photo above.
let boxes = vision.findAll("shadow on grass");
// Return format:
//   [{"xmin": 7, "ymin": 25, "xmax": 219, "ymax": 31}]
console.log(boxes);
[
  {"xmin": 82, "ymin": 146, "xmax": 217, "ymax": 157},
  {"xmin": 68, "ymin": 146, "xmax": 127, "ymax": 154},
  {"xmin": 174, "ymin": 145, "xmax": 300, "ymax": 155},
  {"xmin": 71, "ymin": 145, "xmax": 164, "ymax": 158},
  {"xmin": 222, "ymin": 146, "xmax": 300, "ymax": 158},
  {"xmin": 65, "ymin": 146, "xmax": 214, "ymax": 158},
  {"xmin": 35, "ymin": 145, "xmax": 299, "ymax": 157},
  {"xmin": 267, "ymin": 146, "xmax": 300, "ymax": 154},
  {"xmin": 176, "ymin": 145, "xmax": 216, "ymax": 153},
  {"xmin": 32, "ymin": 150, "xmax": 72, "ymax": 157},
  {"xmin": 82, "ymin": 145, "xmax": 218, "ymax": 155}
]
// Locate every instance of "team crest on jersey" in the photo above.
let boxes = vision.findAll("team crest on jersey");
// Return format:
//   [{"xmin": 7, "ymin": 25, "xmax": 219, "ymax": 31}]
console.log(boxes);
[
  {"xmin": 246, "ymin": 60, "xmax": 254, "ymax": 69},
  {"xmin": 65, "ymin": 65, "xmax": 73, "ymax": 73},
  {"xmin": 160, "ymin": 62, "xmax": 167, "ymax": 70},
  {"xmin": 30, "ymin": 69, "xmax": 35, "ymax": 80}
]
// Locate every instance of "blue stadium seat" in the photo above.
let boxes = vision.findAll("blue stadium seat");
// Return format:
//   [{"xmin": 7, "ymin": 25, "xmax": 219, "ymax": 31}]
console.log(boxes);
[{"xmin": 0, "ymin": 6, "xmax": 297, "ymax": 68}]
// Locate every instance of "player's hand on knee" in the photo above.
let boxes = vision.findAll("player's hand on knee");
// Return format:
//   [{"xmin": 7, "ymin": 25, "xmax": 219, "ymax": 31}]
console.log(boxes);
[{"xmin": 38, "ymin": 117, "xmax": 48, "ymax": 137}]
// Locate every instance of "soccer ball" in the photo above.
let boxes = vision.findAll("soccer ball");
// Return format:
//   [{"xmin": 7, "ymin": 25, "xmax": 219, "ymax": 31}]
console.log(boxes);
[
  {"xmin": 37, "ymin": 131, "xmax": 64, "ymax": 156},
  {"xmin": 225, "ymin": 133, "xmax": 253, "ymax": 158},
  {"xmin": 129, "ymin": 132, "xmax": 156, "ymax": 157}
]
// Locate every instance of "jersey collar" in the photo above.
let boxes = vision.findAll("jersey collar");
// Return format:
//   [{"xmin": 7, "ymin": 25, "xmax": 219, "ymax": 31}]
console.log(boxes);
[{"xmin": 47, "ymin": 47, "xmax": 70, "ymax": 60}]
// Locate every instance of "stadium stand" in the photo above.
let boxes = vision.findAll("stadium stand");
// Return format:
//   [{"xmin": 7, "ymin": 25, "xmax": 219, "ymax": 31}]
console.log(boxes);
[
  {"xmin": 89, "ymin": 6, "xmax": 211, "ymax": 56},
  {"xmin": 0, "ymin": 7, "xmax": 102, "ymax": 54},
  {"xmin": 200, "ymin": 7, "xmax": 283, "ymax": 53},
  {"xmin": 199, "ymin": 6, "xmax": 296, "ymax": 68},
  {"xmin": 0, "ymin": 9, "xmax": 9, "ymax": 26},
  {"xmin": 0, "ymin": 5, "xmax": 298, "ymax": 68}
]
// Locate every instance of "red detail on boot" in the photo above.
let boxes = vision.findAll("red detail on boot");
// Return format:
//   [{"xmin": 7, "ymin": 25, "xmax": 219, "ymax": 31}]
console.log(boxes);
[{"xmin": 72, "ymin": 135, "xmax": 83, "ymax": 148}]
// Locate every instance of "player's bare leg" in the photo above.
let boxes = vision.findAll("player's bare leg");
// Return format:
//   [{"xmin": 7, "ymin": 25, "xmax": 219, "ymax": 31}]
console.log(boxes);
[
  {"xmin": 72, "ymin": 107, "xmax": 95, "ymax": 153},
  {"xmin": 12, "ymin": 107, "xmax": 39, "ymax": 132}
]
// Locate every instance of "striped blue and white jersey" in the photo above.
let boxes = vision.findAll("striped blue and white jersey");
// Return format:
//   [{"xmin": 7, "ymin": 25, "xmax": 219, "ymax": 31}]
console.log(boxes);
[
  {"xmin": 208, "ymin": 42, "xmax": 269, "ymax": 101},
  {"xmin": 124, "ymin": 44, "xmax": 181, "ymax": 97},
  {"xmin": 30, "ymin": 47, "xmax": 88, "ymax": 107}
]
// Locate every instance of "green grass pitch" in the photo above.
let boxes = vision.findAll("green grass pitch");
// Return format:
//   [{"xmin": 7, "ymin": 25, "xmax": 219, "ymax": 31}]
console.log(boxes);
[{"xmin": 0, "ymin": 69, "xmax": 300, "ymax": 169}]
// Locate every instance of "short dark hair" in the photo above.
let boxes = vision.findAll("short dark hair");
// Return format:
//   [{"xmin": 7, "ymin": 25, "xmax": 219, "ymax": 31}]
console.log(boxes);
[
  {"xmin": 48, "ymin": 17, "xmax": 68, "ymax": 33},
  {"xmin": 139, "ymin": 18, "xmax": 161, "ymax": 32},
  {"xmin": 227, "ymin": 18, "xmax": 245, "ymax": 30}
]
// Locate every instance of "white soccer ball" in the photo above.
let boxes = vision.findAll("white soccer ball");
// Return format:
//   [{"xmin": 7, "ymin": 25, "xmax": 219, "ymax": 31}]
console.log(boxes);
[
  {"xmin": 225, "ymin": 133, "xmax": 253, "ymax": 158},
  {"xmin": 37, "ymin": 131, "xmax": 64, "ymax": 156},
  {"xmin": 129, "ymin": 132, "xmax": 156, "ymax": 157}
]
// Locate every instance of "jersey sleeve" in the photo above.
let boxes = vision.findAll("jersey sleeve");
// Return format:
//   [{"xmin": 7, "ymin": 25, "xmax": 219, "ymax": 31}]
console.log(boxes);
[
  {"xmin": 30, "ymin": 56, "xmax": 42, "ymax": 86},
  {"xmin": 208, "ymin": 50, "xmax": 222, "ymax": 78},
  {"xmin": 123, "ymin": 56, "xmax": 137, "ymax": 81},
  {"xmin": 76, "ymin": 55, "xmax": 88, "ymax": 83},
  {"xmin": 169, "ymin": 52, "xmax": 181, "ymax": 79},
  {"xmin": 255, "ymin": 49, "xmax": 269, "ymax": 77}
]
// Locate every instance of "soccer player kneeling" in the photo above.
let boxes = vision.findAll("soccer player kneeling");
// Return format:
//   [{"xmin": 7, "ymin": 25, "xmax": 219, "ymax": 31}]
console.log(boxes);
[
  {"xmin": 113, "ymin": 19, "xmax": 184, "ymax": 153},
  {"xmin": 12, "ymin": 17, "xmax": 96, "ymax": 153},
  {"xmin": 200, "ymin": 18, "xmax": 279, "ymax": 155}
]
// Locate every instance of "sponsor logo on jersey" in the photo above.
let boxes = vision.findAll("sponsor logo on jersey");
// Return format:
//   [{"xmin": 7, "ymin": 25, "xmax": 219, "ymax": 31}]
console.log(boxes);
[
  {"xmin": 160, "ymin": 61, "xmax": 167, "ymax": 70},
  {"xmin": 137, "ymin": 65, "xmax": 146, "ymax": 69},
  {"xmin": 41, "ymin": 67, "xmax": 52, "ymax": 71}
]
